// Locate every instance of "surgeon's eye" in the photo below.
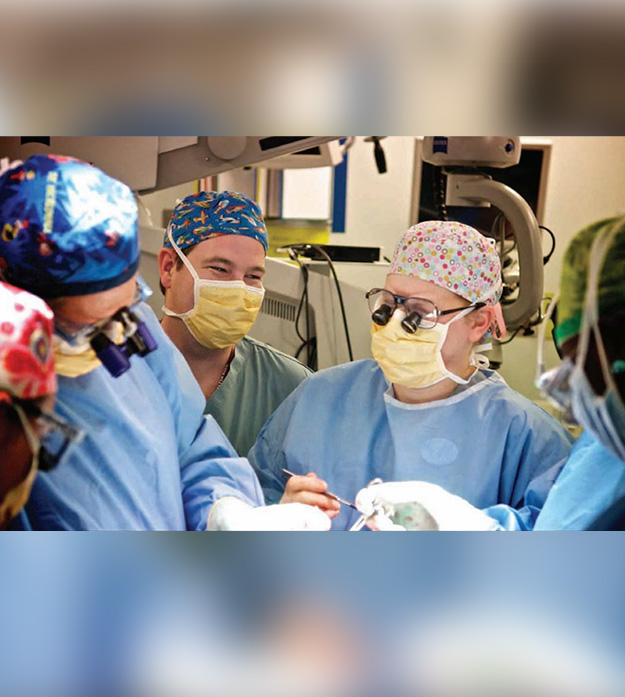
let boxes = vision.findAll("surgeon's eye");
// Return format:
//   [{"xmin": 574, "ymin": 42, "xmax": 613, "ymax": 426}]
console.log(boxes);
[{"xmin": 208, "ymin": 266, "xmax": 227, "ymax": 274}]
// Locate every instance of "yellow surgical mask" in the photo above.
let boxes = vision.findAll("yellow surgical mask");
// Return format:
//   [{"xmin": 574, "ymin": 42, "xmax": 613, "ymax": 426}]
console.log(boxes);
[
  {"xmin": 162, "ymin": 229, "xmax": 265, "ymax": 349},
  {"xmin": 53, "ymin": 323, "xmax": 124, "ymax": 378},
  {"xmin": 371, "ymin": 309, "xmax": 478, "ymax": 389}
]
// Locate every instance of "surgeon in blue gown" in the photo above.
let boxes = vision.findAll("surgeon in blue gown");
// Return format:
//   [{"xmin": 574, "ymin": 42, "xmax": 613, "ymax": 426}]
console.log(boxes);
[
  {"xmin": 490, "ymin": 217, "xmax": 625, "ymax": 531},
  {"xmin": 26, "ymin": 304, "xmax": 264, "ymax": 530},
  {"xmin": 0, "ymin": 155, "xmax": 266, "ymax": 530},
  {"xmin": 249, "ymin": 221, "xmax": 573, "ymax": 530}
]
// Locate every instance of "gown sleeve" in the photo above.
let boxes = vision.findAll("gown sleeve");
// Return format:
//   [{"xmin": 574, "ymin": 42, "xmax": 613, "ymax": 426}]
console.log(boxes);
[{"xmin": 139, "ymin": 305, "xmax": 264, "ymax": 530}]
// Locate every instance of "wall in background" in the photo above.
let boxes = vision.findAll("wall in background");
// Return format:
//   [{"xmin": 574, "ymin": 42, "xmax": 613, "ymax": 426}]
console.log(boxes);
[
  {"xmin": 331, "ymin": 136, "xmax": 415, "ymax": 257},
  {"xmin": 539, "ymin": 136, "xmax": 625, "ymax": 294}
]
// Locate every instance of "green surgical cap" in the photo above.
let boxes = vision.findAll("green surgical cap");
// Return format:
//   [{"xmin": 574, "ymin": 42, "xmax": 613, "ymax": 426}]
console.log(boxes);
[{"xmin": 555, "ymin": 216, "xmax": 625, "ymax": 348}]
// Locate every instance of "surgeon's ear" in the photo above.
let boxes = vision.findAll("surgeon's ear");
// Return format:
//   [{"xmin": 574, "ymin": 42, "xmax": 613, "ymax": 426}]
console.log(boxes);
[
  {"xmin": 158, "ymin": 248, "xmax": 177, "ymax": 292},
  {"xmin": 467, "ymin": 306, "xmax": 495, "ymax": 342}
]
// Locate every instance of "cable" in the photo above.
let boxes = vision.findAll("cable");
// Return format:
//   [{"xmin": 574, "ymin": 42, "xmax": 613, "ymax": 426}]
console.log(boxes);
[
  {"xmin": 306, "ymin": 244, "xmax": 354, "ymax": 362},
  {"xmin": 295, "ymin": 340, "xmax": 307, "ymax": 360},
  {"xmin": 289, "ymin": 251, "xmax": 308, "ymax": 344},
  {"xmin": 309, "ymin": 336, "xmax": 318, "ymax": 368},
  {"xmin": 288, "ymin": 249, "xmax": 314, "ymax": 368},
  {"xmin": 491, "ymin": 211, "xmax": 506, "ymax": 260},
  {"xmin": 433, "ymin": 166, "xmax": 448, "ymax": 221},
  {"xmin": 284, "ymin": 244, "xmax": 354, "ymax": 363},
  {"xmin": 540, "ymin": 225, "xmax": 556, "ymax": 265},
  {"xmin": 295, "ymin": 336, "xmax": 317, "ymax": 368},
  {"xmin": 491, "ymin": 212, "xmax": 519, "ymax": 303},
  {"xmin": 492, "ymin": 211, "xmax": 517, "ymax": 257},
  {"xmin": 497, "ymin": 327, "xmax": 522, "ymax": 345},
  {"xmin": 294, "ymin": 270, "xmax": 309, "ymax": 346}
]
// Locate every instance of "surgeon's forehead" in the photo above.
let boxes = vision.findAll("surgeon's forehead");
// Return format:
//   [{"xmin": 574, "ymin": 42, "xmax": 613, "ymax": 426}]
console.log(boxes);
[
  {"xmin": 188, "ymin": 235, "xmax": 265, "ymax": 267},
  {"xmin": 384, "ymin": 274, "xmax": 463, "ymax": 304},
  {"xmin": 48, "ymin": 276, "xmax": 137, "ymax": 325}
]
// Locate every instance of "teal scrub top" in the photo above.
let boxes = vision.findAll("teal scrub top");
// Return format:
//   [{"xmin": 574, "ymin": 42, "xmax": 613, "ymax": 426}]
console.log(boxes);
[{"xmin": 205, "ymin": 336, "xmax": 312, "ymax": 457}]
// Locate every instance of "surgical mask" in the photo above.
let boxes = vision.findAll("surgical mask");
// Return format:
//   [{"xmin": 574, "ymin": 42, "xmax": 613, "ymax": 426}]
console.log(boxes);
[
  {"xmin": 53, "ymin": 321, "xmax": 124, "ymax": 379},
  {"xmin": 53, "ymin": 334, "xmax": 102, "ymax": 378},
  {"xmin": 569, "ymin": 225, "xmax": 625, "ymax": 461},
  {"xmin": 570, "ymin": 370, "xmax": 625, "ymax": 461},
  {"xmin": 371, "ymin": 307, "xmax": 481, "ymax": 389},
  {"xmin": 0, "ymin": 402, "xmax": 40, "ymax": 528},
  {"xmin": 162, "ymin": 228, "xmax": 265, "ymax": 349}
]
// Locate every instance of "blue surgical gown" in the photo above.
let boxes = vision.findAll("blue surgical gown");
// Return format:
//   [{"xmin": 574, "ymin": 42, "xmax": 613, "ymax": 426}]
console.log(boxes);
[
  {"xmin": 23, "ymin": 303, "xmax": 264, "ymax": 530},
  {"xmin": 249, "ymin": 359, "xmax": 573, "ymax": 531},
  {"xmin": 508, "ymin": 430, "xmax": 625, "ymax": 531}
]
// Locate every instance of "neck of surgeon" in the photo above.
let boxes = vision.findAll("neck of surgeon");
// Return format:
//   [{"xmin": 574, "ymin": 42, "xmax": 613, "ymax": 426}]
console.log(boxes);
[{"xmin": 161, "ymin": 313, "xmax": 234, "ymax": 400}]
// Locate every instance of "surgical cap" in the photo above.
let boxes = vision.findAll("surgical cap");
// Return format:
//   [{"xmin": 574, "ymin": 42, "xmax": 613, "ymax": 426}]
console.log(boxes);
[
  {"xmin": 0, "ymin": 154, "xmax": 139, "ymax": 298},
  {"xmin": 555, "ymin": 216, "xmax": 625, "ymax": 348},
  {"xmin": 0, "ymin": 280, "xmax": 56, "ymax": 400},
  {"xmin": 164, "ymin": 191, "xmax": 269, "ymax": 253},
  {"xmin": 389, "ymin": 221, "xmax": 503, "ymax": 305}
]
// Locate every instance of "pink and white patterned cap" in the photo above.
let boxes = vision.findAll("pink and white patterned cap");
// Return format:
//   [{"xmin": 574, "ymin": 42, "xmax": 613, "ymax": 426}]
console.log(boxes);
[
  {"xmin": 0, "ymin": 281, "xmax": 56, "ymax": 400},
  {"xmin": 389, "ymin": 221, "xmax": 503, "ymax": 305}
]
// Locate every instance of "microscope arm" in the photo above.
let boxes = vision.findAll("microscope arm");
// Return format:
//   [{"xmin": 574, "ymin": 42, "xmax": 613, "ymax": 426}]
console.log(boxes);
[{"xmin": 446, "ymin": 173, "xmax": 544, "ymax": 331}]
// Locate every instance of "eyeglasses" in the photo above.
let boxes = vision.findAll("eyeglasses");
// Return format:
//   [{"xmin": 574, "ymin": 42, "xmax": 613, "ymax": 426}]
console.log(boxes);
[
  {"xmin": 54, "ymin": 277, "xmax": 152, "ymax": 346},
  {"xmin": 12, "ymin": 398, "xmax": 84, "ymax": 471},
  {"xmin": 365, "ymin": 288, "xmax": 484, "ymax": 334}
]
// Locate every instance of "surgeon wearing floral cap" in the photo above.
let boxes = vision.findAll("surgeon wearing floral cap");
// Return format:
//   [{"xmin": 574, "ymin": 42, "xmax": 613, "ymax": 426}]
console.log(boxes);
[
  {"xmin": 159, "ymin": 191, "xmax": 312, "ymax": 458},
  {"xmin": 0, "ymin": 280, "xmax": 80, "ymax": 529},
  {"xmin": 249, "ymin": 220, "xmax": 573, "ymax": 530}
]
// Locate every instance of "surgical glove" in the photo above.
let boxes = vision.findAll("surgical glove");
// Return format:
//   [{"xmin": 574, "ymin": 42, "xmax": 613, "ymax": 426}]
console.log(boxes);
[
  {"xmin": 355, "ymin": 481, "xmax": 500, "ymax": 531},
  {"xmin": 207, "ymin": 497, "xmax": 332, "ymax": 531}
]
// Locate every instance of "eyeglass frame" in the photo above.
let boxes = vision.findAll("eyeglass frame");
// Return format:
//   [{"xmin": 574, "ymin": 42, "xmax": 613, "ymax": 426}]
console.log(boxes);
[
  {"xmin": 54, "ymin": 277, "xmax": 152, "ymax": 346},
  {"xmin": 9, "ymin": 397, "xmax": 84, "ymax": 471},
  {"xmin": 365, "ymin": 287, "xmax": 485, "ymax": 332}
]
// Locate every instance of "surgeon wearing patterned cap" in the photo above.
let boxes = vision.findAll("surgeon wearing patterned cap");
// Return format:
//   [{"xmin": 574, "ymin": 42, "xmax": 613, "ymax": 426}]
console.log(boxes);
[
  {"xmin": 249, "ymin": 221, "xmax": 573, "ymax": 530},
  {"xmin": 529, "ymin": 216, "xmax": 625, "ymax": 530},
  {"xmin": 0, "ymin": 156, "xmax": 331, "ymax": 531},
  {"xmin": 159, "ymin": 191, "xmax": 312, "ymax": 459},
  {"xmin": 0, "ymin": 281, "xmax": 80, "ymax": 529}
]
